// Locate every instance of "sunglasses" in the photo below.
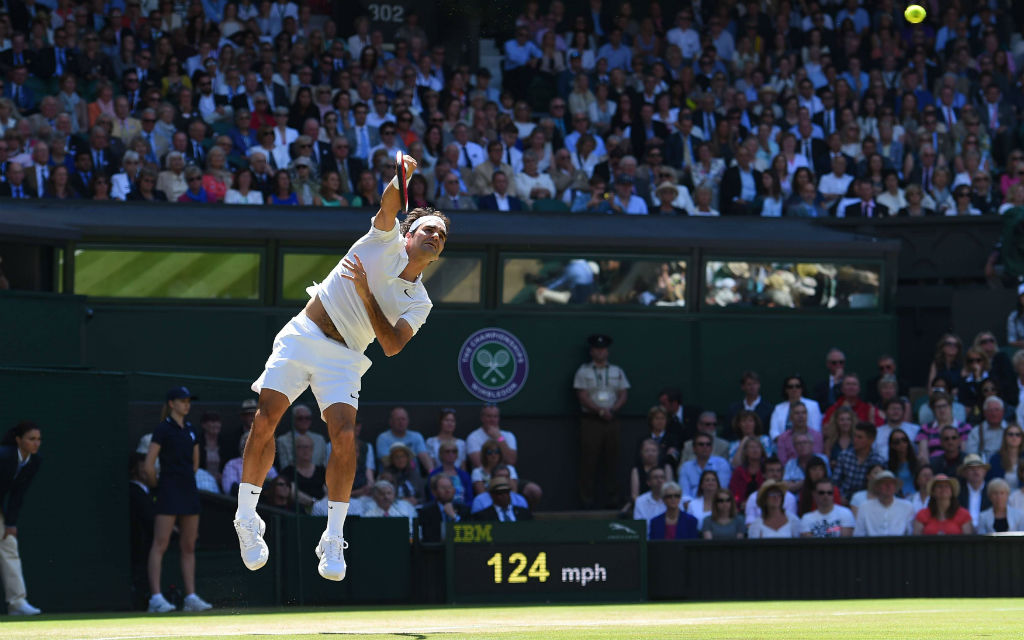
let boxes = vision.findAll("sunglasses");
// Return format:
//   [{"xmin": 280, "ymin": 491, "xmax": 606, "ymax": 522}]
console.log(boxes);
[
  {"xmin": 786, "ymin": 383, "xmax": 802, "ymax": 389},
  {"xmin": 941, "ymin": 435, "xmax": 960, "ymax": 442},
  {"xmin": 815, "ymin": 490, "xmax": 833, "ymax": 496},
  {"xmin": 967, "ymin": 358, "xmax": 982, "ymax": 363},
  {"xmin": 484, "ymin": 448, "xmax": 500, "ymax": 454},
  {"xmin": 695, "ymin": 442, "xmax": 712, "ymax": 447},
  {"xmin": 187, "ymin": 176, "xmax": 201, "ymax": 182},
  {"xmin": 829, "ymin": 359, "xmax": 845, "ymax": 365},
  {"xmin": 663, "ymin": 493, "xmax": 682, "ymax": 499},
  {"xmin": 715, "ymin": 498, "xmax": 732, "ymax": 504},
  {"xmin": 892, "ymin": 438, "xmax": 909, "ymax": 444},
  {"xmin": 1008, "ymin": 432, "xmax": 1024, "ymax": 438}
]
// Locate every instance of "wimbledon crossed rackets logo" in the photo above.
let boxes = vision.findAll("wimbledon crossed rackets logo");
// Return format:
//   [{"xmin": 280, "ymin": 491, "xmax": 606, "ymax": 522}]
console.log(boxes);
[{"xmin": 458, "ymin": 328, "xmax": 529, "ymax": 402}]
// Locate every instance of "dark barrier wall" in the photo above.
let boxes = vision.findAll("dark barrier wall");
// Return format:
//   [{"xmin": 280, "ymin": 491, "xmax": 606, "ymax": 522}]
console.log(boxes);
[
  {"xmin": 647, "ymin": 536, "xmax": 1024, "ymax": 600},
  {"xmin": 0, "ymin": 367, "xmax": 131, "ymax": 611},
  {"xmin": 0, "ymin": 291, "xmax": 87, "ymax": 368},
  {"xmin": 81, "ymin": 305, "xmax": 897, "ymax": 423}
]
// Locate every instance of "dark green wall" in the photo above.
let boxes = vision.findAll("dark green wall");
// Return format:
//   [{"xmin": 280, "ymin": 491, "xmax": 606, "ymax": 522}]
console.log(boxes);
[
  {"xmin": 82, "ymin": 304, "xmax": 895, "ymax": 418},
  {"xmin": 0, "ymin": 291, "xmax": 87, "ymax": 367},
  {"xmin": 0, "ymin": 368, "xmax": 131, "ymax": 611}
]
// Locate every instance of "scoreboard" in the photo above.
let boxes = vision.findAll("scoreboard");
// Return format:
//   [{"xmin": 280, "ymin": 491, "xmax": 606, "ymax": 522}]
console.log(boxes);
[{"xmin": 445, "ymin": 520, "xmax": 646, "ymax": 603}]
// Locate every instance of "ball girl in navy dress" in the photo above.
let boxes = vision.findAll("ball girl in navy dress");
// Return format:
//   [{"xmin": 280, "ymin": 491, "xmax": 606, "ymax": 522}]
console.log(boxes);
[{"xmin": 142, "ymin": 387, "xmax": 213, "ymax": 613}]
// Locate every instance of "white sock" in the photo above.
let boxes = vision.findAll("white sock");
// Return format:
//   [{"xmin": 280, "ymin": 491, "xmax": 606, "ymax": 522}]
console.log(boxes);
[
  {"xmin": 326, "ymin": 501, "xmax": 349, "ymax": 536},
  {"xmin": 236, "ymin": 482, "xmax": 261, "ymax": 519}
]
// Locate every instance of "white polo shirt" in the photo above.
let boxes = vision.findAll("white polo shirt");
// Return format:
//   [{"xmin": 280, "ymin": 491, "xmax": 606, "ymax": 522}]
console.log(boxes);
[{"xmin": 312, "ymin": 219, "xmax": 432, "ymax": 354}]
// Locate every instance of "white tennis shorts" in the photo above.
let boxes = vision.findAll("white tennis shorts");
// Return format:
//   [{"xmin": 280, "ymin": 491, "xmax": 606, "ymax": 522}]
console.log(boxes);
[{"xmin": 252, "ymin": 313, "xmax": 373, "ymax": 414}]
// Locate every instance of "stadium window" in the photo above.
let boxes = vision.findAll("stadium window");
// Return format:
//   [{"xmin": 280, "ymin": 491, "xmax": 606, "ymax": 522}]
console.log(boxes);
[
  {"xmin": 501, "ymin": 256, "xmax": 687, "ymax": 308},
  {"xmin": 703, "ymin": 260, "xmax": 882, "ymax": 310},
  {"xmin": 280, "ymin": 252, "xmax": 483, "ymax": 305},
  {"xmin": 74, "ymin": 247, "xmax": 262, "ymax": 301}
]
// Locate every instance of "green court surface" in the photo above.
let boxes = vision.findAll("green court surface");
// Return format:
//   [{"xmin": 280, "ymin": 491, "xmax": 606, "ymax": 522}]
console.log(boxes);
[{"xmin": 3, "ymin": 599, "xmax": 1020, "ymax": 640}]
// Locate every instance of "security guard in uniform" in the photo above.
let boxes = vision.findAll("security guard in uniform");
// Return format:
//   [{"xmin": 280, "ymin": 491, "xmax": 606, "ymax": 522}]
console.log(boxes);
[{"xmin": 573, "ymin": 334, "xmax": 631, "ymax": 509}]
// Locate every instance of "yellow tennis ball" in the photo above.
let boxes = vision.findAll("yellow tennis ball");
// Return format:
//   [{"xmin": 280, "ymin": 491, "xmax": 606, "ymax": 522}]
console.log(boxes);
[{"xmin": 904, "ymin": 4, "xmax": 926, "ymax": 24}]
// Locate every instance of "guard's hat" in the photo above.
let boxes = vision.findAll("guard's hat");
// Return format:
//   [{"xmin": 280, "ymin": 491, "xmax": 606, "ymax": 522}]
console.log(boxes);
[{"xmin": 587, "ymin": 334, "xmax": 613, "ymax": 348}]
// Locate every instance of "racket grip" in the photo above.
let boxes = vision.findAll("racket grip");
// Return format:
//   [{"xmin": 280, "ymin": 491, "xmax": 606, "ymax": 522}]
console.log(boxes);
[{"xmin": 395, "ymin": 150, "xmax": 408, "ymax": 213}]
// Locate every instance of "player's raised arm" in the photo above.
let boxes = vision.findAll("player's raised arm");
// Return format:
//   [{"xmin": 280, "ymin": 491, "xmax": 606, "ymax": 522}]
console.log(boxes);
[{"xmin": 373, "ymin": 154, "xmax": 417, "ymax": 232}]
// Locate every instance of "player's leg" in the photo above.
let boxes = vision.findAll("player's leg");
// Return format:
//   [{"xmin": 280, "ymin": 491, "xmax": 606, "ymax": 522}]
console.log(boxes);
[
  {"xmin": 315, "ymin": 400, "xmax": 358, "ymax": 581},
  {"xmin": 233, "ymin": 388, "xmax": 291, "ymax": 571},
  {"xmin": 147, "ymin": 515, "xmax": 176, "ymax": 612},
  {"xmin": 177, "ymin": 514, "xmax": 211, "ymax": 611}
]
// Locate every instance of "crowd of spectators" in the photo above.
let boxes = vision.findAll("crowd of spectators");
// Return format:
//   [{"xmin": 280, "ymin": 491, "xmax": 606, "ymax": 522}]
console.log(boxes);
[
  {"xmin": 132, "ymin": 400, "xmax": 544, "ymax": 545},
  {"xmin": 624, "ymin": 330, "xmax": 1024, "ymax": 539},
  {"xmin": 1, "ymin": 0, "xmax": 1023, "ymax": 216}
]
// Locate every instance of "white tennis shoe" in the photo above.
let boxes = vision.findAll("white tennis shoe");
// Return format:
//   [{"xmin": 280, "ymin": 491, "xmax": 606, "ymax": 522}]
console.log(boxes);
[
  {"xmin": 233, "ymin": 514, "xmax": 269, "ymax": 570},
  {"xmin": 147, "ymin": 593, "xmax": 176, "ymax": 613},
  {"xmin": 315, "ymin": 533, "xmax": 348, "ymax": 581},
  {"xmin": 183, "ymin": 593, "xmax": 213, "ymax": 612},
  {"xmin": 8, "ymin": 599, "xmax": 41, "ymax": 616}
]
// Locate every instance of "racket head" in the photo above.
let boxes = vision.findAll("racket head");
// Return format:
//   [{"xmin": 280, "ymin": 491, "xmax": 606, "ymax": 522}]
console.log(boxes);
[{"xmin": 395, "ymin": 150, "xmax": 408, "ymax": 213}]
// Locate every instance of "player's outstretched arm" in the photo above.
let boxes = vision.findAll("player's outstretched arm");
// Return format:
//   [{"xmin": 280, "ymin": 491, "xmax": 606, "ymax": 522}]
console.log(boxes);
[
  {"xmin": 341, "ymin": 255, "xmax": 414, "ymax": 356},
  {"xmin": 373, "ymin": 154, "xmax": 418, "ymax": 232}
]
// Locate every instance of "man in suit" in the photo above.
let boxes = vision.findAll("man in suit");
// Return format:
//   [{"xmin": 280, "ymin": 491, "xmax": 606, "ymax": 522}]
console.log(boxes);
[
  {"xmin": 978, "ymin": 84, "xmax": 1017, "ymax": 163},
  {"xmin": 0, "ymin": 33, "xmax": 34, "ymax": 75},
  {"xmin": 719, "ymin": 146, "xmax": 762, "ymax": 216},
  {"xmin": 724, "ymin": 371, "xmax": 774, "ymax": 429},
  {"xmin": 478, "ymin": 171, "xmax": 526, "ymax": 211},
  {"xmin": 32, "ymin": 26, "xmax": 74, "ymax": 79},
  {"xmin": 812, "ymin": 348, "xmax": 847, "ymax": 410},
  {"xmin": 665, "ymin": 110, "xmax": 701, "ymax": 170},
  {"xmin": 22, "ymin": 141, "xmax": 51, "ymax": 199},
  {"xmin": 417, "ymin": 475, "xmax": 470, "ymax": 543},
  {"xmin": 183, "ymin": 120, "xmax": 209, "ymax": 169},
  {"xmin": 4, "ymin": 65, "xmax": 35, "ymax": 115},
  {"xmin": 227, "ymin": 109, "xmax": 258, "ymax": 157},
  {"xmin": 472, "ymin": 478, "xmax": 531, "ymax": 522},
  {"xmin": 469, "ymin": 140, "xmax": 515, "ymax": 196},
  {"xmin": 435, "ymin": 171, "xmax": 476, "ymax": 211},
  {"xmin": 69, "ymin": 151, "xmax": 95, "ymax": 195},
  {"xmin": 658, "ymin": 387, "xmax": 699, "ymax": 449},
  {"xmin": 0, "ymin": 422, "xmax": 43, "ymax": 615},
  {"xmin": 344, "ymin": 102, "xmax": 380, "ymax": 164},
  {"xmin": 320, "ymin": 138, "xmax": 365, "ymax": 192},
  {"xmin": 0, "ymin": 162, "xmax": 33, "ymax": 198},
  {"xmin": 844, "ymin": 178, "xmax": 890, "ymax": 218},
  {"xmin": 916, "ymin": 107, "xmax": 954, "ymax": 162},
  {"xmin": 957, "ymin": 455, "xmax": 991, "ymax": 524},
  {"xmin": 630, "ymin": 103, "xmax": 669, "ymax": 158},
  {"xmin": 812, "ymin": 89, "xmax": 839, "ymax": 136},
  {"xmin": 257, "ymin": 62, "xmax": 291, "ymax": 112}
]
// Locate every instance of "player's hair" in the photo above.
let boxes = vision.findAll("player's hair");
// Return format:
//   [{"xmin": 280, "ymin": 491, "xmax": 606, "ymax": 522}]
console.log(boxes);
[{"xmin": 401, "ymin": 207, "xmax": 451, "ymax": 236}]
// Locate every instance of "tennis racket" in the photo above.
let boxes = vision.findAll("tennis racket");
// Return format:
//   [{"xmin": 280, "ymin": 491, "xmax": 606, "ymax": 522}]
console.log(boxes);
[{"xmin": 395, "ymin": 150, "xmax": 408, "ymax": 213}]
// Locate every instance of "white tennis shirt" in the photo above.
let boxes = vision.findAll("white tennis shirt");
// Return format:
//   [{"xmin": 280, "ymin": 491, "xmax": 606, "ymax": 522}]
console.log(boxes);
[{"xmin": 311, "ymin": 218, "xmax": 433, "ymax": 354}]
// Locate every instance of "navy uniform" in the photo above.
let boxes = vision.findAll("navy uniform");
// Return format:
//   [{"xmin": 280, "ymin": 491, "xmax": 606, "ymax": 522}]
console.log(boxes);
[
  {"xmin": 573, "ymin": 334, "xmax": 631, "ymax": 508},
  {"xmin": 152, "ymin": 388, "xmax": 200, "ymax": 515}
]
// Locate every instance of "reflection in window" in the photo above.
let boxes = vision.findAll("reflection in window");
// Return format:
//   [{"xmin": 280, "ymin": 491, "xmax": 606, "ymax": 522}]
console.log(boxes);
[
  {"xmin": 503, "ymin": 257, "xmax": 686, "ymax": 306},
  {"xmin": 704, "ymin": 261, "xmax": 880, "ymax": 309},
  {"xmin": 74, "ymin": 248, "xmax": 261, "ymax": 299},
  {"xmin": 282, "ymin": 253, "xmax": 481, "ymax": 304}
]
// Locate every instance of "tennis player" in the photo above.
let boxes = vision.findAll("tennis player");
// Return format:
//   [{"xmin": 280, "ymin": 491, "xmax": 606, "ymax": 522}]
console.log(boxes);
[{"xmin": 233, "ymin": 155, "xmax": 449, "ymax": 581}]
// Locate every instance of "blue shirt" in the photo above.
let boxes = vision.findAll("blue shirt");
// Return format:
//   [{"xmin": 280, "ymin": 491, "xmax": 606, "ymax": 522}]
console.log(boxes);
[
  {"xmin": 783, "ymin": 453, "xmax": 832, "ymax": 484},
  {"xmin": 679, "ymin": 456, "xmax": 732, "ymax": 497},
  {"xmin": 546, "ymin": 259, "xmax": 594, "ymax": 290},
  {"xmin": 504, "ymin": 39, "xmax": 542, "ymax": 70},
  {"xmin": 596, "ymin": 42, "xmax": 632, "ymax": 71},
  {"xmin": 375, "ymin": 430, "xmax": 428, "ymax": 464}
]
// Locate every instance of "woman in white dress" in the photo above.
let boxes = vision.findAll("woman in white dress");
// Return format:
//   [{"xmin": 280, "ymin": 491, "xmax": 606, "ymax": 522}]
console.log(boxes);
[{"xmin": 747, "ymin": 480, "xmax": 801, "ymax": 538}]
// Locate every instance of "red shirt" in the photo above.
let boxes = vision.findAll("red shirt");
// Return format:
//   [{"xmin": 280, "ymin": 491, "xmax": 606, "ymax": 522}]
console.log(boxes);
[
  {"xmin": 823, "ymin": 397, "xmax": 884, "ymax": 426},
  {"xmin": 915, "ymin": 507, "xmax": 971, "ymax": 535}
]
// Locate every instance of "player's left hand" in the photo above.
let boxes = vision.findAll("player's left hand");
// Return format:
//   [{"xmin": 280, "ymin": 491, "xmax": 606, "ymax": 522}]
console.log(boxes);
[{"xmin": 341, "ymin": 254, "xmax": 371, "ymax": 299}]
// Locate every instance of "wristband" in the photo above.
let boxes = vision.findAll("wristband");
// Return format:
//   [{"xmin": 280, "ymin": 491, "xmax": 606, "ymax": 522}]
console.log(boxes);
[{"xmin": 498, "ymin": 436, "xmax": 505, "ymax": 443}]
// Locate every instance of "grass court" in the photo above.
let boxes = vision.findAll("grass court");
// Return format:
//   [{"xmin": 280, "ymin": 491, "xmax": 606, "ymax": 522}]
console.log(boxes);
[{"xmin": 2, "ymin": 598, "xmax": 1020, "ymax": 639}]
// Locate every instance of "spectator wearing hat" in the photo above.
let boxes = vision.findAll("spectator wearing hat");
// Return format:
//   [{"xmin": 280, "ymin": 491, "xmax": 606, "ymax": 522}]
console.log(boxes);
[
  {"xmin": 239, "ymin": 398, "xmax": 258, "ymax": 436},
  {"xmin": 853, "ymin": 470, "xmax": 915, "ymax": 536},
  {"xmin": 652, "ymin": 181, "xmax": 687, "ymax": 215},
  {"xmin": 747, "ymin": 480, "xmax": 801, "ymax": 538},
  {"xmin": 610, "ymin": 174, "xmax": 648, "ymax": 214},
  {"xmin": 473, "ymin": 478, "xmax": 532, "ymax": 522},
  {"xmin": 745, "ymin": 456, "xmax": 798, "ymax": 524},
  {"xmin": 275, "ymin": 404, "xmax": 327, "ymax": 470},
  {"xmin": 977, "ymin": 478, "xmax": 1024, "ymax": 534},
  {"xmin": 833, "ymin": 422, "xmax": 885, "ymax": 501},
  {"xmin": 574, "ymin": 333, "xmax": 630, "ymax": 508},
  {"xmin": 913, "ymin": 474, "xmax": 973, "ymax": 535},
  {"xmin": 799, "ymin": 477, "xmax": 855, "ymax": 538},
  {"xmin": 382, "ymin": 442, "xmax": 426, "ymax": 506},
  {"xmin": 418, "ymin": 475, "xmax": 470, "ymax": 542},
  {"xmin": 958, "ymin": 454, "xmax": 992, "ymax": 527}
]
